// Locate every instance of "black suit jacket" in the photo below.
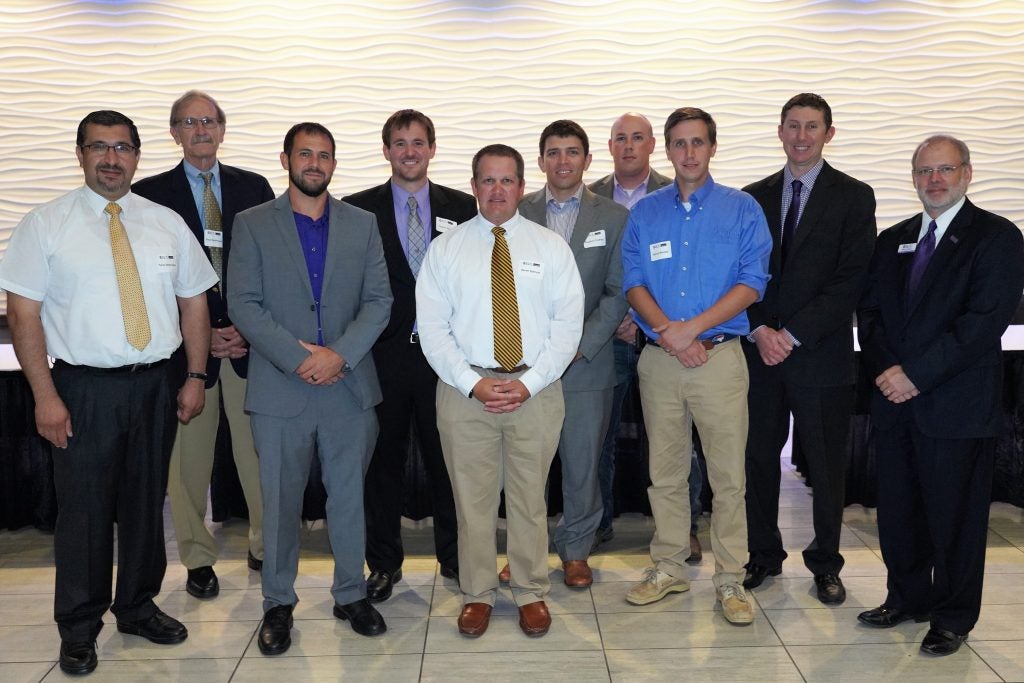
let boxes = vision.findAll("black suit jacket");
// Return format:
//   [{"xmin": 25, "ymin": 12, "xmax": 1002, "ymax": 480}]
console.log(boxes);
[
  {"xmin": 132, "ymin": 161, "xmax": 275, "ymax": 385},
  {"xmin": 343, "ymin": 180, "xmax": 476, "ymax": 353},
  {"xmin": 743, "ymin": 161, "xmax": 876, "ymax": 386},
  {"xmin": 858, "ymin": 198, "xmax": 1024, "ymax": 438}
]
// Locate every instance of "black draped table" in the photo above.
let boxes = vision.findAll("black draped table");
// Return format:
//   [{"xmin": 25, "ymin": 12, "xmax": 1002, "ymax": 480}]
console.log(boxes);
[{"xmin": 4, "ymin": 334, "xmax": 1024, "ymax": 531}]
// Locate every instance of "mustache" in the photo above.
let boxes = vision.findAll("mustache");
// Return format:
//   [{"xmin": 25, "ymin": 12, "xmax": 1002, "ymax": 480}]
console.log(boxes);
[{"xmin": 96, "ymin": 163, "xmax": 123, "ymax": 172}]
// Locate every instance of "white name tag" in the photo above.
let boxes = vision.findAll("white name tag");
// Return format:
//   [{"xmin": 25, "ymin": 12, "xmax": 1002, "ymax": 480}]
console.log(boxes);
[
  {"xmin": 650, "ymin": 241, "xmax": 672, "ymax": 261},
  {"xmin": 155, "ymin": 254, "xmax": 177, "ymax": 270},
  {"xmin": 518, "ymin": 260, "xmax": 543, "ymax": 279},
  {"xmin": 584, "ymin": 229, "xmax": 606, "ymax": 248},
  {"xmin": 898, "ymin": 243, "xmax": 917, "ymax": 254},
  {"xmin": 204, "ymin": 229, "xmax": 224, "ymax": 248},
  {"xmin": 436, "ymin": 217, "xmax": 457, "ymax": 232}
]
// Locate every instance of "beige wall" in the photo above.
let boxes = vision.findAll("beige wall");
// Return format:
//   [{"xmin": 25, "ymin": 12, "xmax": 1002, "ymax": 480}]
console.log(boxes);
[{"xmin": 1, "ymin": 0, "xmax": 1021, "ymax": 251}]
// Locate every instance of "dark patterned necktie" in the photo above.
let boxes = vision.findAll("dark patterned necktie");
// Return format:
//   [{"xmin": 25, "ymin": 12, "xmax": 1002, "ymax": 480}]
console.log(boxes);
[
  {"xmin": 407, "ymin": 195, "xmax": 426, "ymax": 277},
  {"xmin": 907, "ymin": 219, "xmax": 937, "ymax": 298},
  {"xmin": 781, "ymin": 178, "xmax": 803, "ymax": 266}
]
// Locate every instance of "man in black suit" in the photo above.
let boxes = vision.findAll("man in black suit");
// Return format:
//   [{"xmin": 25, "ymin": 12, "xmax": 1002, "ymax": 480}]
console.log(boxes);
[
  {"xmin": 741, "ymin": 94, "xmax": 876, "ymax": 604},
  {"xmin": 345, "ymin": 110, "xmax": 476, "ymax": 601},
  {"xmin": 857, "ymin": 135, "xmax": 1024, "ymax": 655},
  {"xmin": 133, "ymin": 90, "xmax": 274, "ymax": 599}
]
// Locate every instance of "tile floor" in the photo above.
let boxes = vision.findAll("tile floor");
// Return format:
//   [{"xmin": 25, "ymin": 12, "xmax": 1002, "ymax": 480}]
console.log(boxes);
[{"xmin": 2, "ymin": 458, "xmax": 1024, "ymax": 681}]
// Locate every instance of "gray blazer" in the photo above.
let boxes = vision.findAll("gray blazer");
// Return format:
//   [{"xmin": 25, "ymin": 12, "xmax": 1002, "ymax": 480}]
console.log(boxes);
[
  {"xmin": 228, "ymin": 193, "xmax": 393, "ymax": 417},
  {"xmin": 588, "ymin": 168, "xmax": 672, "ymax": 200},
  {"xmin": 519, "ymin": 186, "xmax": 629, "ymax": 391}
]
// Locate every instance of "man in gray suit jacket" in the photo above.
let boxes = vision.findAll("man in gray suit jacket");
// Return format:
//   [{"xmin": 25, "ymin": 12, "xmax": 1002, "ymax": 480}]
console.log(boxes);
[
  {"xmin": 589, "ymin": 112, "xmax": 701, "ymax": 563},
  {"xmin": 228, "ymin": 123, "xmax": 393, "ymax": 655},
  {"xmin": 518, "ymin": 120, "xmax": 629, "ymax": 587}
]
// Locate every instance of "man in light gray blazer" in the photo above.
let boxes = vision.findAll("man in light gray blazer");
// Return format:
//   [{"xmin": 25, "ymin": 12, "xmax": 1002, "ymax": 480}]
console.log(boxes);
[
  {"xmin": 517, "ymin": 120, "xmax": 629, "ymax": 587},
  {"xmin": 228, "ymin": 123, "xmax": 393, "ymax": 655}
]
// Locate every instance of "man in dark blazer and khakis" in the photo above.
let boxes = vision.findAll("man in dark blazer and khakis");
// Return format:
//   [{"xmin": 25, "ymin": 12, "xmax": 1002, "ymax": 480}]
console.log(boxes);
[
  {"xmin": 518, "ymin": 120, "xmax": 629, "ymax": 587},
  {"xmin": 741, "ymin": 94, "xmax": 876, "ymax": 604},
  {"xmin": 133, "ymin": 91, "xmax": 274, "ymax": 600},
  {"xmin": 345, "ymin": 110, "xmax": 476, "ymax": 602},
  {"xmin": 857, "ymin": 134, "xmax": 1024, "ymax": 655}
]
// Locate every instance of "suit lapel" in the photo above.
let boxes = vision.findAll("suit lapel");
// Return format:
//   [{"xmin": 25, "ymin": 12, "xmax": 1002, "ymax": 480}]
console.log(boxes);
[
  {"xmin": 170, "ymin": 163, "xmax": 203, "ymax": 235},
  {"xmin": 759, "ymin": 171, "xmax": 785, "ymax": 275},
  {"xmin": 569, "ymin": 189, "xmax": 597, "ymax": 256},
  {"xmin": 273, "ymin": 194, "xmax": 315, "ymax": 301},
  {"xmin": 784, "ymin": 163, "xmax": 835, "ymax": 267},
  {"xmin": 377, "ymin": 182, "xmax": 415, "ymax": 286},
  {"xmin": 905, "ymin": 202, "xmax": 972, "ymax": 317},
  {"xmin": 519, "ymin": 190, "xmax": 547, "ymax": 226}
]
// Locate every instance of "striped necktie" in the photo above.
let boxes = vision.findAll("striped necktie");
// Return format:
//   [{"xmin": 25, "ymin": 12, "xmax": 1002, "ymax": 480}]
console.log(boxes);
[
  {"xmin": 105, "ymin": 202, "xmax": 152, "ymax": 350},
  {"xmin": 491, "ymin": 225, "xmax": 522, "ymax": 371}
]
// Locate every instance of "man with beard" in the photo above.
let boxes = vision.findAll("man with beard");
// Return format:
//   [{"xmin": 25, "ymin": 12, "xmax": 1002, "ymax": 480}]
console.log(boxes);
[
  {"xmin": 345, "ymin": 110, "xmax": 476, "ymax": 600},
  {"xmin": 0, "ymin": 109, "xmax": 215, "ymax": 674},
  {"xmin": 133, "ymin": 90, "xmax": 274, "ymax": 600},
  {"xmin": 857, "ymin": 135, "xmax": 1024, "ymax": 655},
  {"xmin": 227, "ymin": 122, "xmax": 393, "ymax": 654}
]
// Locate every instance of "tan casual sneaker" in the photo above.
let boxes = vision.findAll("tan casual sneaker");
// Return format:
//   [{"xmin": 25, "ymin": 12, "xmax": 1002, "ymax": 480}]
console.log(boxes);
[
  {"xmin": 717, "ymin": 583, "xmax": 754, "ymax": 625},
  {"xmin": 626, "ymin": 567, "xmax": 690, "ymax": 605}
]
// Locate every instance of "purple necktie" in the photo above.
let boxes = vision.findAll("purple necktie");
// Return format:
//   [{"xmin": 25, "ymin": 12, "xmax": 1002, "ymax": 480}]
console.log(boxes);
[
  {"xmin": 906, "ymin": 219, "xmax": 937, "ymax": 298},
  {"xmin": 781, "ymin": 179, "xmax": 802, "ymax": 265}
]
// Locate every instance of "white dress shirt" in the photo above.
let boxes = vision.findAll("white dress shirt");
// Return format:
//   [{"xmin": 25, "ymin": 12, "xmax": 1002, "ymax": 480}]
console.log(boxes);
[
  {"xmin": 416, "ymin": 211, "xmax": 584, "ymax": 398},
  {"xmin": 0, "ymin": 185, "xmax": 217, "ymax": 367}
]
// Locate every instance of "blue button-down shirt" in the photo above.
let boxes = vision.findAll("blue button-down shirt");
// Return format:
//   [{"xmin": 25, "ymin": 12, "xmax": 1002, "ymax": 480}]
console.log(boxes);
[
  {"xmin": 621, "ymin": 176, "xmax": 771, "ymax": 340},
  {"xmin": 294, "ymin": 203, "xmax": 330, "ymax": 345}
]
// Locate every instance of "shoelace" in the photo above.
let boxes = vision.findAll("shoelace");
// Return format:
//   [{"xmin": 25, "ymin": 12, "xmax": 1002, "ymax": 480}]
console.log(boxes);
[{"xmin": 719, "ymin": 584, "xmax": 748, "ymax": 602}]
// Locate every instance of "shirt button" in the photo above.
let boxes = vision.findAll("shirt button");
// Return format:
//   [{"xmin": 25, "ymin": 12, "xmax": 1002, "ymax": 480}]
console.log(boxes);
[
  {"xmin": 313, "ymin": 273, "xmax": 319, "ymax": 278},
  {"xmin": 680, "ymin": 291, "xmax": 686, "ymax": 296},
  {"xmin": 311, "ymin": 247, "xmax": 318, "ymax": 252},
  {"xmin": 682, "ymin": 266, "xmax": 687, "ymax": 271},
  {"xmin": 683, "ymin": 241, "xmax": 689, "ymax": 246}
]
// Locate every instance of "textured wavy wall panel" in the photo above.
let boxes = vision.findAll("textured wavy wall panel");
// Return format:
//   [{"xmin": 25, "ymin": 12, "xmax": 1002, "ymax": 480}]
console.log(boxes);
[{"xmin": 1, "ymin": 0, "xmax": 1022, "ymax": 260}]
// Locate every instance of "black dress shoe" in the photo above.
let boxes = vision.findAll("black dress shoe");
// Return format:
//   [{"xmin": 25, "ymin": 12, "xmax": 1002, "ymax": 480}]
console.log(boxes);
[
  {"xmin": 814, "ymin": 573, "xmax": 846, "ymax": 605},
  {"xmin": 921, "ymin": 627, "xmax": 967, "ymax": 656},
  {"xmin": 186, "ymin": 565, "xmax": 219, "ymax": 599},
  {"xmin": 742, "ymin": 562, "xmax": 782, "ymax": 589},
  {"xmin": 248, "ymin": 551, "xmax": 263, "ymax": 571},
  {"xmin": 59, "ymin": 640, "xmax": 97, "ymax": 675},
  {"xmin": 333, "ymin": 598, "xmax": 387, "ymax": 637},
  {"xmin": 365, "ymin": 569, "xmax": 402, "ymax": 602},
  {"xmin": 857, "ymin": 605, "xmax": 928, "ymax": 628},
  {"xmin": 116, "ymin": 608, "xmax": 188, "ymax": 644},
  {"xmin": 439, "ymin": 565, "xmax": 459, "ymax": 580},
  {"xmin": 258, "ymin": 605, "xmax": 293, "ymax": 655}
]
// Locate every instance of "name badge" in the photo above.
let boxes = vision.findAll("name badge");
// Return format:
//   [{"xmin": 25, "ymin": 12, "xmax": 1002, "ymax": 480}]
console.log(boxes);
[
  {"xmin": 898, "ymin": 243, "xmax": 917, "ymax": 254},
  {"xmin": 436, "ymin": 217, "xmax": 458, "ymax": 232},
  {"xmin": 518, "ymin": 260, "xmax": 543, "ymax": 279},
  {"xmin": 584, "ymin": 230, "xmax": 606, "ymax": 248},
  {"xmin": 205, "ymin": 229, "xmax": 224, "ymax": 248},
  {"xmin": 650, "ymin": 241, "xmax": 672, "ymax": 261},
  {"xmin": 155, "ymin": 254, "xmax": 177, "ymax": 270}
]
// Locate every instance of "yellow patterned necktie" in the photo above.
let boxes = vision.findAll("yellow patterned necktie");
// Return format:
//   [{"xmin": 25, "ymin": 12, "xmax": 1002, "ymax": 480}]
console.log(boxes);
[
  {"xmin": 200, "ymin": 172, "xmax": 224, "ymax": 282},
  {"xmin": 105, "ymin": 202, "xmax": 152, "ymax": 350},
  {"xmin": 491, "ymin": 225, "xmax": 522, "ymax": 371}
]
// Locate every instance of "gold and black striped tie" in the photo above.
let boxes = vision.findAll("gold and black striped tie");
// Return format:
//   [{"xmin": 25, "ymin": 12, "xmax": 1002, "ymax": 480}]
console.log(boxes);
[
  {"xmin": 200, "ymin": 172, "xmax": 224, "ymax": 282},
  {"xmin": 105, "ymin": 202, "xmax": 152, "ymax": 350},
  {"xmin": 491, "ymin": 225, "xmax": 522, "ymax": 371}
]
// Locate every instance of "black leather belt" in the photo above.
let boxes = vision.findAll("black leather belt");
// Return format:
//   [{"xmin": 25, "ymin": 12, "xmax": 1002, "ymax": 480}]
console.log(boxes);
[
  {"xmin": 54, "ymin": 358, "xmax": 169, "ymax": 374},
  {"xmin": 474, "ymin": 364, "xmax": 530, "ymax": 374},
  {"xmin": 647, "ymin": 333, "xmax": 737, "ymax": 351}
]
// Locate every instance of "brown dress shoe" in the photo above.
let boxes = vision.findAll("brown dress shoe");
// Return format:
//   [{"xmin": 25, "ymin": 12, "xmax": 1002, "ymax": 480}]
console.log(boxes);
[
  {"xmin": 518, "ymin": 600, "xmax": 551, "ymax": 637},
  {"xmin": 562, "ymin": 560, "xmax": 593, "ymax": 587},
  {"xmin": 686, "ymin": 533, "xmax": 702, "ymax": 564},
  {"xmin": 498, "ymin": 563, "xmax": 511, "ymax": 583},
  {"xmin": 458, "ymin": 602, "xmax": 492, "ymax": 637}
]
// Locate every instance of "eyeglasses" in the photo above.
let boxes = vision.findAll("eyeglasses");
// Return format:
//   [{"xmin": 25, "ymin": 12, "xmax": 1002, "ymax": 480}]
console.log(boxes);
[
  {"xmin": 80, "ymin": 142, "xmax": 137, "ymax": 156},
  {"xmin": 174, "ymin": 117, "xmax": 221, "ymax": 130},
  {"xmin": 912, "ymin": 163, "xmax": 965, "ymax": 178}
]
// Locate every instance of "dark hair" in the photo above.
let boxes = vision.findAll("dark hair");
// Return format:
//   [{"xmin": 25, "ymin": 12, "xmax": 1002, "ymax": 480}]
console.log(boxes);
[
  {"xmin": 283, "ymin": 122, "xmax": 336, "ymax": 157},
  {"xmin": 780, "ymin": 93, "xmax": 832, "ymax": 129},
  {"xmin": 169, "ymin": 90, "xmax": 226, "ymax": 127},
  {"xmin": 472, "ymin": 144, "xmax": 525, "ymax": 182},
  {"xmin": 538, "ymin": 119, "xmax": 590, "ymax": 157},
  {"xmin": 382, "ymin": 109, "xmax": 436, "ymax": 147},
  {"xmin": 663, "ymin": 107, "xmax": 716, "ymax": 147},
  {"xmin": 912, "ymin": 134, "xmax": 971, "ymax": 168},
  {"xmin": 76, "ymin": 110, "xmax": 141, "ymax": 150}
]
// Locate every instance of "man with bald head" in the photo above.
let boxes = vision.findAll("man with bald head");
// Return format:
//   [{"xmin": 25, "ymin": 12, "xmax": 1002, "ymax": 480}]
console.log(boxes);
[
  {"xmin": 589, "ymin": 113, "xmax": 701, "ymax": 561},
  {"xmin": 857, "ymin": 135, "xmax": 1024, "ymax": 655}
]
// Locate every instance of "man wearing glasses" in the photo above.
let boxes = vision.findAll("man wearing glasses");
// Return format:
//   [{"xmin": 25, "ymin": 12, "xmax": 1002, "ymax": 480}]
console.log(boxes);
[
  {"xmin": 857, "ymin": 135, "xmax": 1024, "ymax": 656},
  {"xmin": 134, "ymin": 91, "xmax": 274, "ymax": 601},
  {"xmin": 0, "ymin": 110, "xmax": 216, "ymax": 674}
]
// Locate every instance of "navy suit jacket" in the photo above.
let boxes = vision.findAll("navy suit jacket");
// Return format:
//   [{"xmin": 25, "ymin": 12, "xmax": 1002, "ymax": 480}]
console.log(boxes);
[
  {"xmin": 343, "ymin": 180, "xmax": 476, "ymax": 354},
  {"xmin": 132, "ymin": 161, "xmax": 274, "ymax": 385},
  {"xmin": 743, "ymin": 161, "xmax": 876, "ymax": 386},
  {"xmin": 858, "ymin": 197, "xmax": 1024, "ymax": 438}
]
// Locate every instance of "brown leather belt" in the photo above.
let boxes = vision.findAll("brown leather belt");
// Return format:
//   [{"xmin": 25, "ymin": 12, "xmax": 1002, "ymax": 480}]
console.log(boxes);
[{"xmin": 491, "ymin": 364, "xmax": 529, "ymax": 374}]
